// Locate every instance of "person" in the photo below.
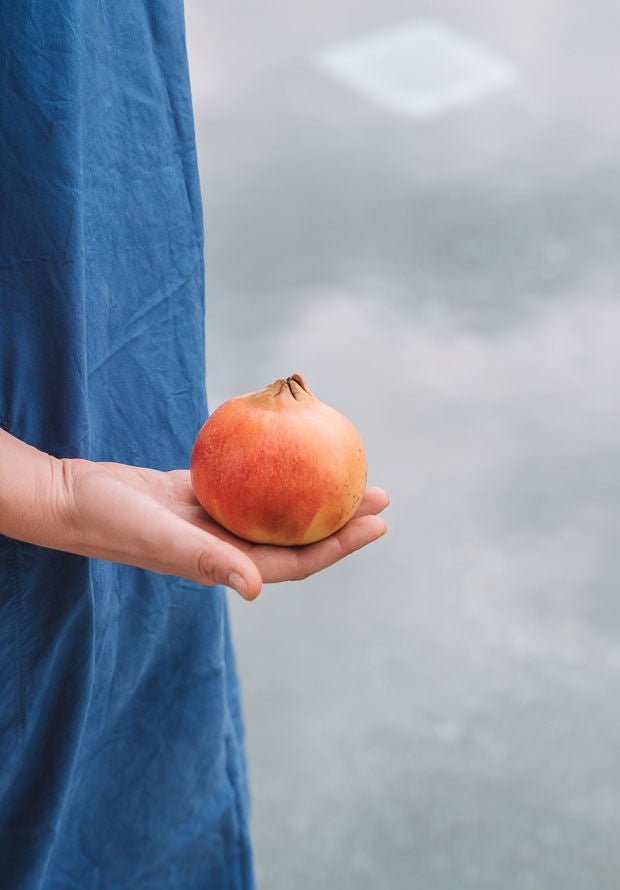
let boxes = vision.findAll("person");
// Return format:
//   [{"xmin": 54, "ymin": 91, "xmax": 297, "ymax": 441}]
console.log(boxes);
[{"xmin": 0, "ymin": 2, "xmax": 388, "ymax": 887}]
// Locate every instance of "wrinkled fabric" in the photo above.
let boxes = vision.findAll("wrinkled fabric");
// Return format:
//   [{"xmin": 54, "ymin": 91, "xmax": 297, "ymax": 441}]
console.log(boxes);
[{"xmin": 0, "ymin": 2, "xmax": 254, "ymax": 888}]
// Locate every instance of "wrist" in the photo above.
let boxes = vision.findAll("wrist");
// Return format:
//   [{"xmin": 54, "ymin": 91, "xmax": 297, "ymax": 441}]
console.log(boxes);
[{"xmin": 0, "ymin": 430, "xmax": 77, "ymax": 550}]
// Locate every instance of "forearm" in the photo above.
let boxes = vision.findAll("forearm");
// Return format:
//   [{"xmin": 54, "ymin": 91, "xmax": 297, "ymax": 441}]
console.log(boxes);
[{"xmin": 0, "ymin": 428, "xmax": 68, "ymax": 547}]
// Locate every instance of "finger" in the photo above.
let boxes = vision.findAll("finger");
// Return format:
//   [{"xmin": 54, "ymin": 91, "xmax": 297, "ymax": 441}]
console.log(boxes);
[
  {"xmin": 254, "ymin": 513, "xmax": 388, "ymax": 584},
  {"xmin": 293, "ymin": 514, "xmax": 388, "ymax": 579},
  {"xmin": 352, "ymin": 486, "xmax": 390, "ymax": 519},
  {"xmin": 154, "ymin": 519, "xmax": 264, "ymax": 600}
]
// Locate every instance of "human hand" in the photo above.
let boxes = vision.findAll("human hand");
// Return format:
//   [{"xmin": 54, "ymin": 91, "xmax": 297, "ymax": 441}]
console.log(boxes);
[{"xmin": 50, "ymin": 459, "xmax": 389, "ymax": 600}]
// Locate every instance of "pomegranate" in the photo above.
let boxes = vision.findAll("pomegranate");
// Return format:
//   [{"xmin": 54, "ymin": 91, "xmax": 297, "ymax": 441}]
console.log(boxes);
[{"xmin": 190, "ymin": 374, "xmax": 368, "ymax": 545}]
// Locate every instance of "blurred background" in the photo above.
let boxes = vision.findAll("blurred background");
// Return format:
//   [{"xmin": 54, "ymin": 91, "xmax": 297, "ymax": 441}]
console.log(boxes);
[{"xmin": 185, "ymin": 2, "xmax": 620, "ymax": 888}]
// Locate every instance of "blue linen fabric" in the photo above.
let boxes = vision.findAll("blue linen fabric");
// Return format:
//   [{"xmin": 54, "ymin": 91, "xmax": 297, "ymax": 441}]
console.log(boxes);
[{"xmin": 0, "ymin": 2, "xmax": 255, "ymax": 887}]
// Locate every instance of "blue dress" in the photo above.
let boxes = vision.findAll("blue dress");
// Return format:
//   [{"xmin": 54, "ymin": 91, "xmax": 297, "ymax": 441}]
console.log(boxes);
[{"xmin": 0, "ymin": 2, "xmax": 254, "ymax": 887}]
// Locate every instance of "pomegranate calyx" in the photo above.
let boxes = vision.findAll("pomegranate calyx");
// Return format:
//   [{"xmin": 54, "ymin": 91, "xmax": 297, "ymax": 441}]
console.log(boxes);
[
  {"xmin": 286, "ymin": 373, "xmax": 311, "ymax": 400},
  {"xmin": 270, "ymin": 374, "xmax": 313, "ymax": 401}
]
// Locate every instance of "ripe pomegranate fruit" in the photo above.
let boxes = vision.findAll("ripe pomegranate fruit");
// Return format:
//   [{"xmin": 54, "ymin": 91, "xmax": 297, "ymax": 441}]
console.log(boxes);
[{"xmin": 190, "ymin": 374, "xmax": 368, "ymax": 545}]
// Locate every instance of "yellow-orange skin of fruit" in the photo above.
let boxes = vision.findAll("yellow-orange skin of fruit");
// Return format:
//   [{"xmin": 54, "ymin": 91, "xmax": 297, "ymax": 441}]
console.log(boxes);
[{"xmin": 190, "ymin": 374, "xmax": 368, "ymax": 546}]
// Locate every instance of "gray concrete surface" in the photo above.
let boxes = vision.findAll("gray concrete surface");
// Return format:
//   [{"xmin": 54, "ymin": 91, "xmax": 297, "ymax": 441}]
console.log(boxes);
[{"xmin": 185, "ymin": 2, "xmax": 620, "ymax": 887}]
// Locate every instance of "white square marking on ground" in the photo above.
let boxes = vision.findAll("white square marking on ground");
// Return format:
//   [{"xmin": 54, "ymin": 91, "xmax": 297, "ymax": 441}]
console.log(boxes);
[{"xmin": 316, "ymin": 19, "xmax": 518, "ymax": 119}]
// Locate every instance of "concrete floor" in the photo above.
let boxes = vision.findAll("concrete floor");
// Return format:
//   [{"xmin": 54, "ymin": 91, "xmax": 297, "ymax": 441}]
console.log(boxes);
[{"xmin": 185, "ymin": 2, "xmax": 620, "ymax": 888}]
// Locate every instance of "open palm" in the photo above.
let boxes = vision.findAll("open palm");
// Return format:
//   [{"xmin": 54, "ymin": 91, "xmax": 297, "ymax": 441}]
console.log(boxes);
[{"xmin": 61, "ymin": 460, "xmax": 389, "ymax": 600}]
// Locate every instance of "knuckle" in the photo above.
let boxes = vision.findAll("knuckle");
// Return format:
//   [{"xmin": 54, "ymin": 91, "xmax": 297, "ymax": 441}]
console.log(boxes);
[
  {"xmin": 292, "ymin": 551, "xmax": 311, "ymax": 582},
  {"xmin": 194, "ymin": 548, "xmax": 222, "ymax": 585}
]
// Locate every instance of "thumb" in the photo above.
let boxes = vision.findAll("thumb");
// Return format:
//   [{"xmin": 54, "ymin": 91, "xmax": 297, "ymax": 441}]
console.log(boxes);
[{"xmin": 186, "ymin": 531, "xmax": 264, "ymax": 601}]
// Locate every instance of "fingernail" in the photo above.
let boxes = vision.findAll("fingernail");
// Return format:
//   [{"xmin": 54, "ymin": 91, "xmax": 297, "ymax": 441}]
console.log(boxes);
[{"xmin": 227, "ymin": 571, "xmax": 248, "ymax": 599}]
